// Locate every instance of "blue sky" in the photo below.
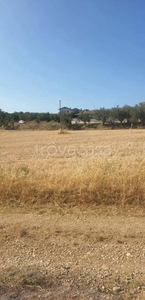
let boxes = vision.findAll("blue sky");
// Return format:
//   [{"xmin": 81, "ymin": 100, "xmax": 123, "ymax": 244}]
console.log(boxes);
[{"xmin": 0, "ymin": 0, "xmax": 145, "ymax": 113}]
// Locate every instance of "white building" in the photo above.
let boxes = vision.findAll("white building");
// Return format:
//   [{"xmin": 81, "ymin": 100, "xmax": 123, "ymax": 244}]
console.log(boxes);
[
  {"xmin": 19, "ymin": 120, "xmax": 25, "ymax": 124},
  {"xmin": 59, "ymin": 107, "xmax": 72, "ymax": 114}
]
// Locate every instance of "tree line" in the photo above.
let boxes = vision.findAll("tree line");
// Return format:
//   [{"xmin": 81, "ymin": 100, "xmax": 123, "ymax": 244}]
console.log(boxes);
[
  {"xmin": 61, "ymin": 105, "xmax": 145, "ymax": 127},
  {"xmin": 0, "ymin": 110, "xmax": 60, "ymax": 128},
  {"xmin": 0, "ymin": 104, "xmax": 145, "ymax": 129}
]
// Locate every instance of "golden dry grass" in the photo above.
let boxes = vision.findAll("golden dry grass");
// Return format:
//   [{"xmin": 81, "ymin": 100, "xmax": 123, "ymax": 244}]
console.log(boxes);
[{"xmin": 1, "ymin": 129, "xmax": 145, "ymax": 209}]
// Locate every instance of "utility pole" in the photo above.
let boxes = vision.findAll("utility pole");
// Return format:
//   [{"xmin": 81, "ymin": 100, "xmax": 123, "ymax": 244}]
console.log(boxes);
[{"xmin": 59, "ymin": 100, "xmax": 63, "ymax": 133}]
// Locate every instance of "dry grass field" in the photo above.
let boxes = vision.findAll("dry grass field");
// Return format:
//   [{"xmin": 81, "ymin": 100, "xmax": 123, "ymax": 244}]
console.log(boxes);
[
  {"xmin": 1, "ymin": 129, "xmax": 145, "ymax": 299},
  {"xmin": 0, "ymin": 129, "xmax": 145, "ymax": 209}
]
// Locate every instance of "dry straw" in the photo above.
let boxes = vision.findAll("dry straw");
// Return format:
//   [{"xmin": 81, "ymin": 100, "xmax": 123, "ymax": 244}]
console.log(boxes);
[{"xmin": 0, "ymin": 130, "xmax": 145, "ymax": 209}]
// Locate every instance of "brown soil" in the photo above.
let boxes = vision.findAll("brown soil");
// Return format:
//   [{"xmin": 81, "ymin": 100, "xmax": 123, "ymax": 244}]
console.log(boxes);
[{"xmin": 1, "ymin": 207, "xmax": 145, "ymax": 300}]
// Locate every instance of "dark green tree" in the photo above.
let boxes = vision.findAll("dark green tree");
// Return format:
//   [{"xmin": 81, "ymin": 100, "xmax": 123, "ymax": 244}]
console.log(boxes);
[
  {"xmin": 79, "ymin": 113, "xmax": 91, "ymax": 124},
  {"xmin": 95, "ymin": 108, "xmax": 110, "ymax": 125},
  {"xmin": 111, "ymin": 106, "xmax": 128, "ymax": 124},
  {"xmin": 51, "ymin": 113, "xmax": 60, "ymax": 122},
  {"xmin": 135, "ymin": 104, "xmax": 145, "ymax": 126},
  {"xmin": 12, "ymin": 112, "xmax": 20, "ymax": 122},
  {"xmin": 4, "ymin": 114, "xmax": 10, "ymax": 128},
  {"xmin": 60, "ymin": 112, "xmax": 72, "ymax": 127},
  {"xmin": 0, "ymin": 109, "xmax": 5, "ymax": 126}
]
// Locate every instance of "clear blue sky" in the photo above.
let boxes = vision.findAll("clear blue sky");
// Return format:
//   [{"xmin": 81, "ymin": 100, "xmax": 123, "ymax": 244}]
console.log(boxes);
[{"xmin": 0, "ymin": 0, "xmax": 145, "ymax": 113}]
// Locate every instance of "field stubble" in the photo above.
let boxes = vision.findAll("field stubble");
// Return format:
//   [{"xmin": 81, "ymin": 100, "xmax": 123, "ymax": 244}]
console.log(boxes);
[{"xmin": 0, "ymin": 129, "xmax": 145, "ymax": 209}]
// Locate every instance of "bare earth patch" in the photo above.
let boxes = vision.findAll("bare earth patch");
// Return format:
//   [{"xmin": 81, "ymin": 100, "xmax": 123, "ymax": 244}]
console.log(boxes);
[{"xmin": 1, "ymin": 207, "xmax": 145, "ymax": 300}]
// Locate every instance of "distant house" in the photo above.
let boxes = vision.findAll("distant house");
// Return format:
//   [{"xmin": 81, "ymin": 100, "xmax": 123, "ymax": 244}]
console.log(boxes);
[
  {"xmin": 139, "ymin": 102, "xmax": 145, "ymax": 106},
  {"xmin": 122, "ymin": 118, "xmax": 128, "ymax": 123},
  {"xmin": 83, "ymin": 109, "xmax": 89, "ymax": 113},
  {"xmin": 19, "ymin": 120, "xmax": 25, "ymax": 124},
  {"xmin": 71, "ymin": 118, "xmax": 84, "ymax": 124},
  {"xmin": 90, "ymin": 118, "xmax": 101, "ymax": 124},
  {"xmin": 59, "ymin": 107, "xmax": 72, "ymax": 114},
  {"xmin": 77, "ymin": 109, "xmax": 95, "ymax": 116}
]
